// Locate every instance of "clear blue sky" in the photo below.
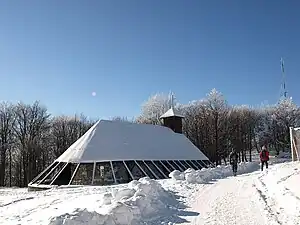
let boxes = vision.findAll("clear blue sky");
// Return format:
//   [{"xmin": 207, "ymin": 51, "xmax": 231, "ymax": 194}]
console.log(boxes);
[{"xmin": 0, "ymin": 1, "xmax": 299, "ymax": 119}]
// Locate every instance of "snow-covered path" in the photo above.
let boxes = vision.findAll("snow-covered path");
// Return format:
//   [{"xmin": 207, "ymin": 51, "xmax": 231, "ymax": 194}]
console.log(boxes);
[
  {"xmin": 189, "ymin": 172, "xmax": 269, "ymax": 225},
  {"xmin": 0, "ymin": 161, "xmax": 299, "ymax": 225},
  {"xmin": 179, "ymin": 162, "xmax": 300, "ymax": 225}
]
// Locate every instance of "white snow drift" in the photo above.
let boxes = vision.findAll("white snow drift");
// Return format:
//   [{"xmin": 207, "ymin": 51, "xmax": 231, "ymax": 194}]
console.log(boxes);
[
  {"xmin": 49, "ymin": 178, "xmax": 171, "ymax": 225},
  {"xmin": 169, "ymin": 162, "xmax": 260, "ymax": 183},
  {"xmin": 0, "ymin": 177, "xmax": 177, "ymax": 225}
]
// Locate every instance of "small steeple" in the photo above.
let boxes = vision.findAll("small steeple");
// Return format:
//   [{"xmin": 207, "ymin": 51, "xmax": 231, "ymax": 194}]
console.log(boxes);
[{"xmin": 160, "ymin": 92, "xmax": 184, "ymax": 133}]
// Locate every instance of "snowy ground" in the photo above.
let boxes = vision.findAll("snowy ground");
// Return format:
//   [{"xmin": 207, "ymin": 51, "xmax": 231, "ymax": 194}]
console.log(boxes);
[
  {"xmin": 1, "ymin": 158, "xmax": 299, "ymax": 225},
  {"xmin": 167, "ymin": 161, "xmax": 300, "ymax": 225}
]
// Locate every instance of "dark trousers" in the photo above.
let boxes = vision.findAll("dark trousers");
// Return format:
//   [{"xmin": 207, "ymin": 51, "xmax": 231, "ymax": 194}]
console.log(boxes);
[
  {"xmin": 232, "ymin": 163, "xmax": 238, "ymax": 173},
  {"xmin": 261, "ymin": 161, "xmax": 268, "ymax": 171}
]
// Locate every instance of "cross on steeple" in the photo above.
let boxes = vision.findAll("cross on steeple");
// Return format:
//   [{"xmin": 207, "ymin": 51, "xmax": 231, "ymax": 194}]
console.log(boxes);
[
  {"xmin": 160, "ymin": 92, "xmax": 184, "ymax": 133},
  {"xmin": 170, "ymin": 92, "xmax": 174, "ymax": 109}
]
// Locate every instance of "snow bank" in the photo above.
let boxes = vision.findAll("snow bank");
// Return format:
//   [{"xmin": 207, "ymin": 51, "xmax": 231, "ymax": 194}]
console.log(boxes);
[
  {"xmin": 169, "ymin": 162, "xmax": 260, "ymax": 183},
  {"xmin": 269, "ymin": 151, "xmax": 292, "ymax": 164},
  {"xmin": 48, "ymin": 177, "xmax": 174, "ymax": 225},
  {"xmin": 277, "ymin": 151, "xmax": 292, "ymax": 158}
]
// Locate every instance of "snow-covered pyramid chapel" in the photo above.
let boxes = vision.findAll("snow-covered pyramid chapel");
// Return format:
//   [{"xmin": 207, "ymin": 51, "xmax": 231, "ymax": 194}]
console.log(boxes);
[{"xmin": 28, "ymin": 106, "xmax": 211, "ymax": 190}]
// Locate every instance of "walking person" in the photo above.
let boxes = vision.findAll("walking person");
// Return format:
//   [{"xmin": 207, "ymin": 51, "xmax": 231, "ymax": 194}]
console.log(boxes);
[
  {"xmin": 260, "ymin": 146, "xmax": 270, "ymax": 171},
  {"xmin": 229, "ymin": 149, "xmax": 239, "ymax": 176}
]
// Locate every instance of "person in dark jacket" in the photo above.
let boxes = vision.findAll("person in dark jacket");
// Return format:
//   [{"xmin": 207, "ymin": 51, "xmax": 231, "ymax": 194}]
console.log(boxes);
[
  {"xmin": 229, "ymin": 149, "xmax": 239, "ymax": 176},
  {"xmin": 260, "ymin": 146, "xmax": 270, "ymax": 171}
]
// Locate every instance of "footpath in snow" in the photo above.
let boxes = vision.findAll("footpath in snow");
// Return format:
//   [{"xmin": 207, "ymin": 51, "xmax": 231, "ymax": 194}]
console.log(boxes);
[
  {"xmin": 168, "ymin": 161, "xmax": 300, "ymax": 225},
  {"xmin": 0, "ymin": 159, "xmax": 300, "ymax": 225}
]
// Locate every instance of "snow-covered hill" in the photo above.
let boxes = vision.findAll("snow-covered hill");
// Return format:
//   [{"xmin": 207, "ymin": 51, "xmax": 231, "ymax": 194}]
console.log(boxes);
[{"xmin": 0, "ymin": 160, "xmax": 299, "ymax": 225}]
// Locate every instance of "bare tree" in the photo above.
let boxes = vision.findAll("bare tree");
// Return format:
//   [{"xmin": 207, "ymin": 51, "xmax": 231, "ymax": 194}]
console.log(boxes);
[
  {"xmin": 0, "ymin": 103, "xmax": 15, "ymax": 186},
  {"xmin": 50, "ymin": 114, "xmax": 94, "ymax": 158},
  {"xmin": 13, "ymin": 101, "xmax": 50, "ymax": 187},
  {"xmin": 206, "ymin": 89, "xmax": 229, "ymax": 165}
]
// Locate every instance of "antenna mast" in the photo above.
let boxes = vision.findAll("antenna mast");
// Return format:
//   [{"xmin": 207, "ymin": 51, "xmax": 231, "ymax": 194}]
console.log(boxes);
[{"xmin": 280, "ymin": 57, "xmax": 288, "ymax": 99}]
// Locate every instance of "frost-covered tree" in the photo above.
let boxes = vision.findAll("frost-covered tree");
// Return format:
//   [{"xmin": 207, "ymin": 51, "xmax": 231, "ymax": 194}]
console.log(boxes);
[
  {"xmin": 255, "ymin": 98, "xmax": 300, "ymax": 155},
  {"xmin": 273, "ymin": 98, "xmax": 300, "ymax": 128},
  {"xmin": 272, "ymin": 98, "xmax": 300, "ymax": 153},
  {"xmin": 111, "ymin": 116, "xmax": 134, "ymax": 122},
  {"xmin": 136, "ymin": 92, "xmax": 179, "ymax": 125}
]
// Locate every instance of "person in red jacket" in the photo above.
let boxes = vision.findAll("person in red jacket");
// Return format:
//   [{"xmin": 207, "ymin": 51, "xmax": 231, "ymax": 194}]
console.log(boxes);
[{"xmin": 260, "ymin": 145, "xmax": 269, "ymax": 171}]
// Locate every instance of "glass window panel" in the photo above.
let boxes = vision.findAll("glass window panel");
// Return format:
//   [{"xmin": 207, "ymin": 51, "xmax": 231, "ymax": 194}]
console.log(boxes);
[
  {"xmin": 92, "ymin": 162, "xmax": 114, "ymax": 185},
  {"xmin": 71, "ymin": 163, "xmax": 94, "ymax": 185},
  {"xmin": 191, "ymin": 160, "xmax": 203, "ymax": 170},
  {"xmin": 201, "ymin": 160, "xmax": 208, "ymax": 166},
  {"xmin": 186, "ymin": 160, "xmax": 198, "ymax": 170},
  {"xmin": 179, "ymin": 160, "xmax": 190, "ymax": 169},
  {"xmin": 197, "ymin": 160, "xmax": 209, "ymax": 168},
  {"xmin": 162, "ymin": 160, "xmax": 175, "ymax": 172},
  {"xmin": 112, "ymin": 161, "xmax": 132, "ymax": 184},
  {"xmin": 168, "ymin": 160, "xmax": 182, "ymax": 171},
  {"xmin": 52, "ymin": 163, "xmax": 73, "ymax": 185},
  {"xmin": 31, "ymin": 162, "xmax": 57, "ymax": 184},
  {"xmin": 124, "ymin": 160, "xmax": 146, "ymax": 180},
  {"xmin": 40, "ymin": 162, "xmax": 67, "ymax": 185},
  {"xmin": 34, "ymin": 162, "xmax": 58, "ymax": 184},
  {"xmin": 196, "ymin": 160, "xmax": 205, "ymax": 167},
  {"xmin": 176, "ymin": 161, "xmax": 187, "ymax": 170},
  {"xmin": 153, "ymin": 161, "xmax": 170, "ymax": 177},
  {"xmin": 144, "ymin": 161, "xmax": 165, "ymax": 179},
  {"xmin": 135, "ymin": 160, "xmax": 156, "ymax": 179},
  {"xmin": 173, "ymin": 160, "xmax": 185, "ymax": 172}
]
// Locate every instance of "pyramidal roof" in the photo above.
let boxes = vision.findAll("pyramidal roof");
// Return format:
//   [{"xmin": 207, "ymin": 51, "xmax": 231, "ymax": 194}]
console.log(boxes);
[
  {"xmin": 56, "ymin": 120, "xmax": 208, "ymax": 163},
  {"xmin": 159, "ymin": 107, "xmax": 184, "ymax": 119}
]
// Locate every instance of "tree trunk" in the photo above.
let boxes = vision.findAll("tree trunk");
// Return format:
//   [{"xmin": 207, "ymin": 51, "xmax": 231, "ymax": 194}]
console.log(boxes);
[
  {"xmin": 215, "ymin": 114, "xmax": 220, "ymax": 165},
  {"xmin": 9, "ymin": 148, "xmax": 12, "ymax": 187},
  {"xmin": 0, "ymin": 145, "xmax": 7, "ymax": 186}
]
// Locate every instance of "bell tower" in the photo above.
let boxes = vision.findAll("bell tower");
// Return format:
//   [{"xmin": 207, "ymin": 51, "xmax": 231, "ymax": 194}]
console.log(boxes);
[{"xmin": 159, "ymin": 93, "xmax": 184, "ymax": 134}]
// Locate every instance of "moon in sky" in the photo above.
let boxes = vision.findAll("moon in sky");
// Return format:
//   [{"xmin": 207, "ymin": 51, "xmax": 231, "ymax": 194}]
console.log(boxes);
[{"xmin": 91, "ymin": 91, "xmax": 97, "ymax": 96}]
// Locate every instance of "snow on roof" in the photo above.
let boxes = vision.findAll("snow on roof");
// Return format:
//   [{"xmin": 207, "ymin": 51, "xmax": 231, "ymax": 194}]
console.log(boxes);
[
  {"xmin": 55, "ymin": 120, "xmax": 208, "ymax": 163},
  {"xmin": 159, "ymin": 107, "xmax": 184, "ymax": 119}
]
